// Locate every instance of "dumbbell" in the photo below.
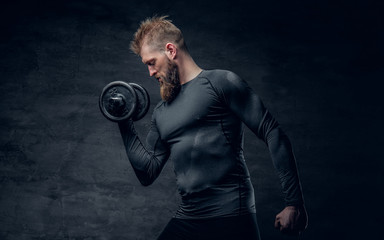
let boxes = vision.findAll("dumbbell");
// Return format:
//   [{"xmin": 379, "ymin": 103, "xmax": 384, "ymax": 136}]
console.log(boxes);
[{"xmin": 99, "ymin": 81, "xmax": 150, "ymax": 122}]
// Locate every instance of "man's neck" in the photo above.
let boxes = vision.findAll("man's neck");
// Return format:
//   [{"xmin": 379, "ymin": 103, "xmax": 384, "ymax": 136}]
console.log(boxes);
[{"xmin": 177, "ymin": 53, "xmax": 202, "ymax": 85}]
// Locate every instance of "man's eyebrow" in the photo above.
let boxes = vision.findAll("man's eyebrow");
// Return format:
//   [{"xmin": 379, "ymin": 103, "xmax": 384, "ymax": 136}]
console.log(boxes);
[{"xmin": 143, "ymin": 58, "xmax": 155, "ymax": 65}]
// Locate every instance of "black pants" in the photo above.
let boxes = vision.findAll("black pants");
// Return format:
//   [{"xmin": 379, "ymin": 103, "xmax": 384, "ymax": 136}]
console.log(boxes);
[{"xmin": 157, "ymin": 213, "xmax": 261, "ymax": 240}]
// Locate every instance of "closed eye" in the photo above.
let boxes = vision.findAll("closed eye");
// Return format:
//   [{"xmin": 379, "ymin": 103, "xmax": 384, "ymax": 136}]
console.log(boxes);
[{"xmin": 146, "ymin": 59, "xmax": 155, "ymax": 66}]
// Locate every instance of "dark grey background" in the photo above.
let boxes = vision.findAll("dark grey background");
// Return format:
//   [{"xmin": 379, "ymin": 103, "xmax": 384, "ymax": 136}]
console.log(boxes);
[{"xmin": 1, "ymin": 0, "xmax": 383, "ymax": 239}]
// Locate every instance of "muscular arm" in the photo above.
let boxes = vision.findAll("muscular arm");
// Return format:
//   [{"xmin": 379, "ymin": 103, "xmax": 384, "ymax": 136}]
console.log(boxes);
[
  {"xmin": 209, "ymin": 70, "xmax": 307, "ymax": 233},
  {"xmin": 210, "ymin": 71, "xmax": 304, "ymax": 206},
  {"xmin": 118, "ymin": 117, "xmax": 170, "ymax": 186}
]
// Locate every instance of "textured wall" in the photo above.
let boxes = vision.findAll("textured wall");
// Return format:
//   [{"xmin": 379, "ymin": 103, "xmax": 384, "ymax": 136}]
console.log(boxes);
[{"xmin": 0, "ymin": 0, "xmax": 383, "ymax": 239}]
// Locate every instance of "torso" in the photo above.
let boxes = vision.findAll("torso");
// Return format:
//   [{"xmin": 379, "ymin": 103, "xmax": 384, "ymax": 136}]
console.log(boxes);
[{"xmin": 153, "ymin": 70, "xmax": 256, "ymax": 218}]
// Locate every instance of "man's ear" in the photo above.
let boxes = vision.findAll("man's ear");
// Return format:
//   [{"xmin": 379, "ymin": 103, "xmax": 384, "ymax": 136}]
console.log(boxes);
[{"xmin": 165, "ymin": 43, "xmax": 177, "ymax": 60}]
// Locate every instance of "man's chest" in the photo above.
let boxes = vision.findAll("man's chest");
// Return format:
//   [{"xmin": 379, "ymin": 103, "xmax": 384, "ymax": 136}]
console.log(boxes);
[{"xmin": 155, "ymin": 80, "xmax": 226, "ymax": 141}]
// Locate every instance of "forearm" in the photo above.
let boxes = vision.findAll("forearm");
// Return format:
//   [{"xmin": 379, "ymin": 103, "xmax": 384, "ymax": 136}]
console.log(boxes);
[{"xmin": 267, "ymin": 126, "xmax": 304, "ymax": 206}]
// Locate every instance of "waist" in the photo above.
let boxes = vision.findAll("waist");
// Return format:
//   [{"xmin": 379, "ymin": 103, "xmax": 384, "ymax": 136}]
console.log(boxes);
[{"xmin": 174, "ymin": 177, "xmax": 256, "ymax": 219}]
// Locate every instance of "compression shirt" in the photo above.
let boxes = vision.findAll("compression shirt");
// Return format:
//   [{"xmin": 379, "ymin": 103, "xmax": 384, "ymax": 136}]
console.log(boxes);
[{"xmin": 118, "ymin": 69, "xmax": 304, "ymax": 219}]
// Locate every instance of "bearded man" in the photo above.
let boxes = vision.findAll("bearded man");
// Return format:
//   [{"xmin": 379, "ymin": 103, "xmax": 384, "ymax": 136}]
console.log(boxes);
[{"xmin": 118, "ymin": 16, "xmax": 308, "ymax": 239}]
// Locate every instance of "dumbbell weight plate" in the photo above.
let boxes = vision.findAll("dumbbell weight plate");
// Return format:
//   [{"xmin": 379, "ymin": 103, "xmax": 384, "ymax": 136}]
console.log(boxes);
[
  {"xmin": 99, "ymin": 81, "xmax": 137, "ymax": 122},
  {"xmin": 130, "ymin": 83, "xmax": 150, "ymax": 121}
]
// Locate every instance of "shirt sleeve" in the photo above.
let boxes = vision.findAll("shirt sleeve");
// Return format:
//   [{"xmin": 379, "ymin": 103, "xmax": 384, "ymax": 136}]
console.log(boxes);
[
  {"xmin": 209, "ymin": 70, "xmax": 304, "ymax": 206},
  {"xmin": 118, "ymin": 115, "xmax": 170, "ymax": 186}
]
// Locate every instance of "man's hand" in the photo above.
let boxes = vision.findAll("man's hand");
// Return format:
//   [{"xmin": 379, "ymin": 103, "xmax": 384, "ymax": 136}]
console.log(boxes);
[{"xmin": 274, "ymin": 205, "xmax": 308, "ymax": 236}]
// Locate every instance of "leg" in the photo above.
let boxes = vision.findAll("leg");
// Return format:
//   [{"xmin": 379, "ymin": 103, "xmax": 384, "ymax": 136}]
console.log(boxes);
[
  {"xmin": 200, "ymin": 213, "xmax": 261, "ymax": 240},
  {"xmin": 157, "ymin": 218, "xmax": 198, "ymax": 240},
  {"xmin": 157, "ymin": 214, "xmax": 261, "ymax": 240}
]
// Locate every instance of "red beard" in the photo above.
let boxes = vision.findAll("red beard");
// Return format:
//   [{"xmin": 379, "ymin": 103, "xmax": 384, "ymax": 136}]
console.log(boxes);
[{"xmin": 160, "ymin": 60, "xmax": 181, "ymax": 102}]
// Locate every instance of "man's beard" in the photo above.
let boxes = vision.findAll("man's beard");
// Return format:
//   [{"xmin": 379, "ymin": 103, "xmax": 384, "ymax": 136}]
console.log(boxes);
[{"xmin": 160, "ymin": 59, "xmax": 181, "ymax": 102}]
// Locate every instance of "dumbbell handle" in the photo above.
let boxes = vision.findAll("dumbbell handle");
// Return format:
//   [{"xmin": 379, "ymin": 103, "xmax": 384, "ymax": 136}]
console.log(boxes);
[{"xmin": 108, "ymin": 93, "xmax": 127, "ymax": 114}]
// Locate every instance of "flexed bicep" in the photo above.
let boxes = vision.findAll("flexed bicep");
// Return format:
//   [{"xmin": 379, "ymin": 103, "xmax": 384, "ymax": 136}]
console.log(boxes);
[{"xmin": 118, "ymin": 118, "xmax": 170, "ymax": 186}]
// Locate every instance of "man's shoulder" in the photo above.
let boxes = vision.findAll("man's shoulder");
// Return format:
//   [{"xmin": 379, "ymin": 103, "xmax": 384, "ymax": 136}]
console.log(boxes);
[
  {"xmin": 150, "ymin": 100, "xmax": 166, "ymax": 122},
  {"xmin": 154, "ymin": 100, "xmax": 165, "ymax": 111},
  {"xmin": 202, "ymin": 69, "xmax": 238, "ymax": 78},
  {"xmin": 201, "ymin": 69, "xmax": 242, "ymax": 88}
]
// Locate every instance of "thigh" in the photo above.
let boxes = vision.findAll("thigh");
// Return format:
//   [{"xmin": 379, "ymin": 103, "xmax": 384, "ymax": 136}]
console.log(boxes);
[
  {"xmin": 157, "ymin": 218, "xmax": 199, "ymax": 240},
  {"xmin": 200, "ymin": 213, "xmax": 261, "ymax": 240},
  {"xmin": 157, "ymin": 214, "xmax": 261, "ymax": 240}
]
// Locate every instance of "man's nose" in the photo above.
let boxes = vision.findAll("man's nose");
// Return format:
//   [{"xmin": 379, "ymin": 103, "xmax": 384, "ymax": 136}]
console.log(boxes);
[{"xmin": 148, "ymin": 66, "xmax": 156, "ymax": 77}]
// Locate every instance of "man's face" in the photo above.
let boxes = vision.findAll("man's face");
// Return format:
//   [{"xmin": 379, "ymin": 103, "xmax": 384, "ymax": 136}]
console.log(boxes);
[{"xmin": 141, "ymin": 43, "xmax": 180, "ymax": 102}]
